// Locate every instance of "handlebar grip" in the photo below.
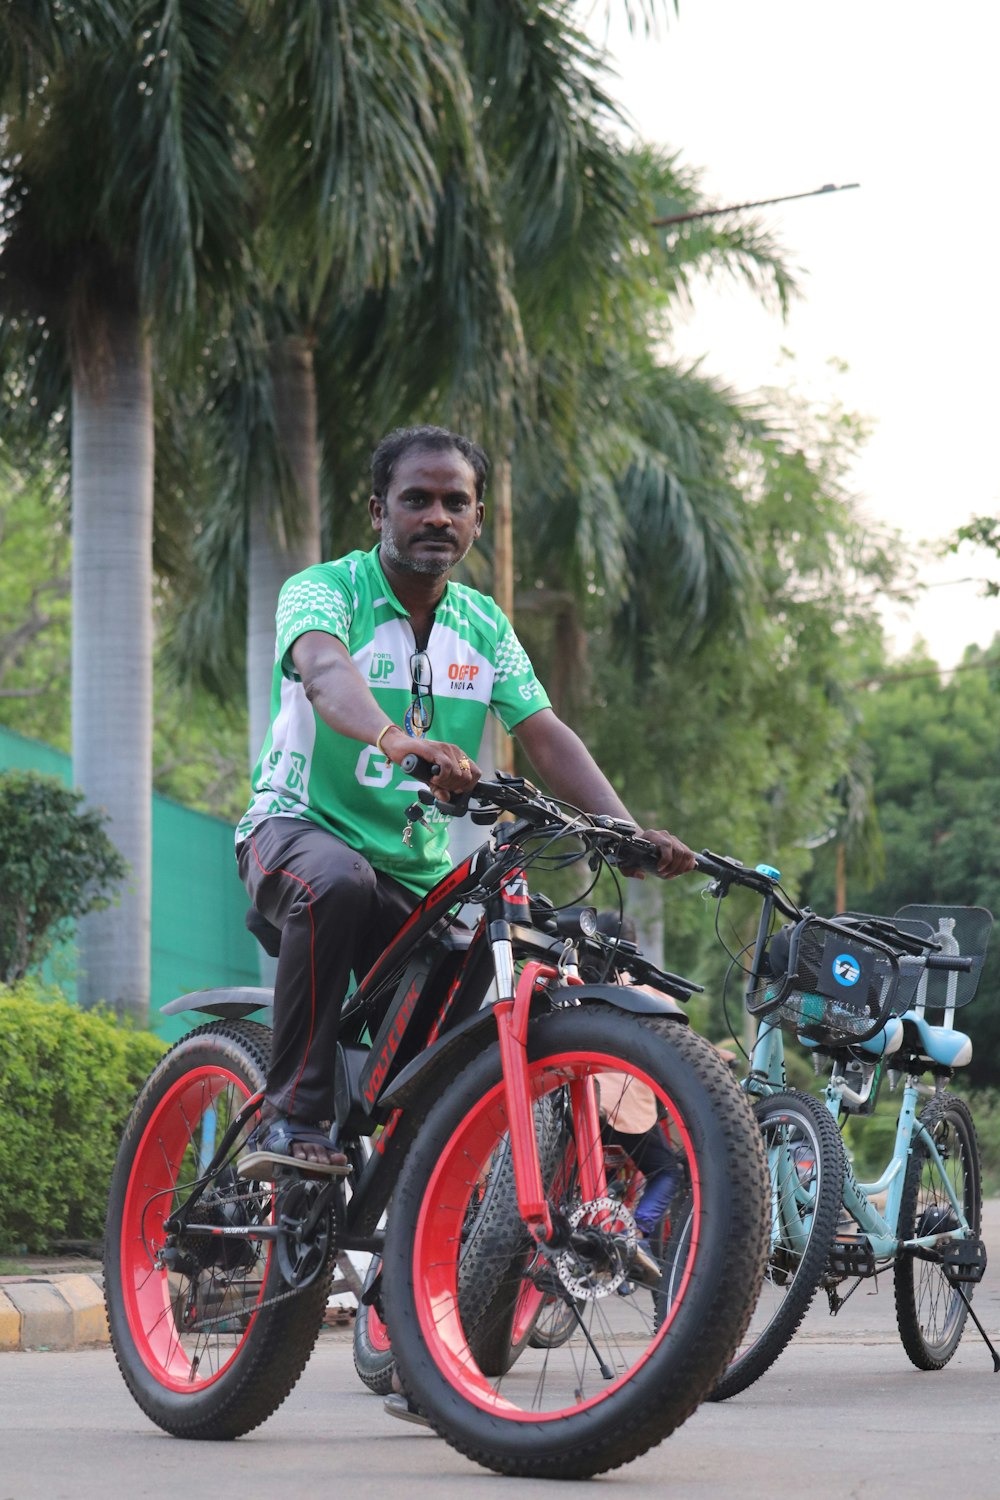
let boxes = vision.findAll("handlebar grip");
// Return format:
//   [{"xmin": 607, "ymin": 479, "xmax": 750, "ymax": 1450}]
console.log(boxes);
[
  {"xmin": 400, "ymin": 752, "xmax": 441, "ymax": 784},
  {"xmin": 625, "ymin": 836, "xmax": 663, "ymax": 871},
  {"xmin": 925, "ymin": 953, "xmax": 974, "ymax": 972}
]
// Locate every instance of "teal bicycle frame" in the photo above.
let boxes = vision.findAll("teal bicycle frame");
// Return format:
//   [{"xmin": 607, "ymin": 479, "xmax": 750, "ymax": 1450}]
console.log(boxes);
[
  {"xmin": 698, "ymin": 847, "xmax": 998, "ymax": 1388},
  {"xmin": 745, "ymin": 1017, "xmax": 971, "ymax": 1265}
]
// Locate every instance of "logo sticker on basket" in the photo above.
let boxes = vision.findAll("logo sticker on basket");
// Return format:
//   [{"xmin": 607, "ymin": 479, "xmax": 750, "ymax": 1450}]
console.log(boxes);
[{"xmin": 832, "ymin": 953, "xmax": 862, "ymax": 987}]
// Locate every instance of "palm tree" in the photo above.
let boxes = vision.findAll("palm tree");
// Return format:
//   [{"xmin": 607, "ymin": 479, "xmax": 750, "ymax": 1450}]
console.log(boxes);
[
  {"xmin": 244, "ymin": 1, "xmax": 796, "ymax": 751},
  {"xmin": 159, "ymin": 1, "xmax": 513, "ymax": 764},
  {"xmin": 1, "ymin": 2, "xmax": 247, "ymax": 1017},
  {"xmin": 2, "ymin": 0, "xmax": 498, "ymax": 1012}
]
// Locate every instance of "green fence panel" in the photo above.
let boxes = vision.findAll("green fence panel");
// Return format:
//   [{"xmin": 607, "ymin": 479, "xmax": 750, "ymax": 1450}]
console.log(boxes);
[
  {"xmin": 0, "ymin": 724, "xmax": 262, "ymax": 1039},
  {"xmin": 151, "ymin": 797, "xmax": 261, "ymax": 1037}
]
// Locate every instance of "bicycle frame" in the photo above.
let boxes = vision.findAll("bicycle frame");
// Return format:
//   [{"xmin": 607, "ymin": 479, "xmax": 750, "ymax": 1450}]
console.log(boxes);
[
  {"xmin": 319, "ymin": 827, "xmax": 679, "ymax": 1255},
  {"xmin": 173, "ymin": 797, "xmax": 689, "ymax": 1283},
  {"xmin": 747, "ymin": 1020, "xmax": 973, "ymax": 1260}
]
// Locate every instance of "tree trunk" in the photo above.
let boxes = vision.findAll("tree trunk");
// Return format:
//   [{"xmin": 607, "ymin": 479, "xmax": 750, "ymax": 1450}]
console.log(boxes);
[
  {"xmin": 71, "ymin": 295, "xmax": 153, "ymax": 1021},
  {"xmin": 491, "ymin": 453, "xmax": 515, "ymax": 775},
  {"xmin": 246, "ymin": 334, "xmax": 322, "ymax": 769}
]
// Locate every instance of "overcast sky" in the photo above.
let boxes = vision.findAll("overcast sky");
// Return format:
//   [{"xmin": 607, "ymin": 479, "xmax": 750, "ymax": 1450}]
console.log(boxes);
[{"xmin": 586, "ymin": 0, "xmax": 999, "ymax": 667}]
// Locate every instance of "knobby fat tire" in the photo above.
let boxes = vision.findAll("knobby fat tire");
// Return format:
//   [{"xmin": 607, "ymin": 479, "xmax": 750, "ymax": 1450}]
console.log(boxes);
[
  {"xmin": 381, "ymin": 1008, "xmax": 769, "ymax": 1479},
  {"xmin": 352, "ymin": 1256, "xmax": 396, "ymax": 1395},
  {"xmin": 457, "ymin": 1098, "xmax": 564, "ymax": 1376},
  {"xmin": 104, "ymin": 1020, "xmax": 332, "ymax": 1439}
]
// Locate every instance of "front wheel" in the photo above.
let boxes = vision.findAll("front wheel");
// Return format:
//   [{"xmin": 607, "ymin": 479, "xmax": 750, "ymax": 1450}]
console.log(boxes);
[
  {"xmin": 382, "ymin": 1007, "xmax": 769, "ymax": 1479},
  {"xmin": 710, "ymin": 1089, "xmax": 846, "ymax": 1401},
  {"xmin": 104, "ymin": 1020, "xmax": 332, "ymax": 1438},
  {"xmin": 894, "ymin": 1093, "xmax": 981, "ymax": 1369}
]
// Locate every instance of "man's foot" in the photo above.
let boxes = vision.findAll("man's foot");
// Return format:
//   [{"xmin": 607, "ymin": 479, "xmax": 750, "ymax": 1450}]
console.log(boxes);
[
  {"xmin": 238, "ymin": 1107, "xmax": 350, "ymax": 1179},
  {"xmin": 628, "ymin": 1241, "xmax": 663, "ymax": 1289},
  {"xmin": 383, "ymin": 1393, "xmax": 432, "ymax": 1429}
]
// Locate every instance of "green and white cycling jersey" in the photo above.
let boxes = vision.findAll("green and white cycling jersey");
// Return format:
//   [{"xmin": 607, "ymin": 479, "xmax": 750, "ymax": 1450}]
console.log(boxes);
[{"xmin": 236, "ymin": 545, "xmax": 550, "ymax": 895}]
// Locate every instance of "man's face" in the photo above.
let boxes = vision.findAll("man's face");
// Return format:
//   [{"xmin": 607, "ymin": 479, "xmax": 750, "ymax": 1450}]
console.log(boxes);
[{"xmin": 370, "ymin": 445, "xmax": 483, "ymax": 578}]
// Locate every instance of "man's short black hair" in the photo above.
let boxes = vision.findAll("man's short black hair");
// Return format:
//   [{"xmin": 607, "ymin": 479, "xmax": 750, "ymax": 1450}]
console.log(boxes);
[{"xmin": 371, "ymin": 425, "xmax": 489, "ymax": 502}]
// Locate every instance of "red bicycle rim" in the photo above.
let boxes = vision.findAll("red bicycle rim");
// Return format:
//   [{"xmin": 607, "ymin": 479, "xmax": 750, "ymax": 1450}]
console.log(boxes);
[
  {"xmin": 411, "ymin": 1050, "xmax": 701, "ymax": 1420},
  {"xmin": 119, "ymin": 1065, "xmax": 266, "ymax": 1392}
]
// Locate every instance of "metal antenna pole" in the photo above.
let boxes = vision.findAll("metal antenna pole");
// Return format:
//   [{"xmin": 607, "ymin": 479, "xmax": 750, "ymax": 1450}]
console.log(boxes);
[{"xmin": 650, "ymin": 181, "xmax": 860, "ymax": 228}]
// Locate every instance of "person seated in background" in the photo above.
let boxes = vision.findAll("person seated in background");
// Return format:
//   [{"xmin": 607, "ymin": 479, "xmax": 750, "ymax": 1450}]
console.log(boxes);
[{"xmin": 593, "ymin": 914, "xmax": 684, "ymax": 1253}]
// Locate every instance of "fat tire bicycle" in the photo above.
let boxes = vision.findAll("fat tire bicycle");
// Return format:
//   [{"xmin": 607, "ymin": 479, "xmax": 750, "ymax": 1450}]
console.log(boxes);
[
  {"xmin": 104, "ymin": 770, "xmax": 769, "ymax": 1478},
  {"xmin": 690, "ymin": 850, "xmax": 994, "ymax": 1401}
]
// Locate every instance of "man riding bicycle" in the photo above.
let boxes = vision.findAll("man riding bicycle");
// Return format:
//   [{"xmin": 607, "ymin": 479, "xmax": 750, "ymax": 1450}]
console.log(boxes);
[{"xmin": 235, "ymin": 424, "xmax": 695, "ymax": 1172}]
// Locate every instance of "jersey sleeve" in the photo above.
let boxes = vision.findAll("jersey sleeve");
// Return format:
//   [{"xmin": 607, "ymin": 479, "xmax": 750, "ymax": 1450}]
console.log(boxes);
[
  {"xmin": 488, "ymin": 616, "xmax": 551, "ymax": 733},
  {"xmin": 275, "ymin": 565, "xmax": 355, "ymax": 680}
]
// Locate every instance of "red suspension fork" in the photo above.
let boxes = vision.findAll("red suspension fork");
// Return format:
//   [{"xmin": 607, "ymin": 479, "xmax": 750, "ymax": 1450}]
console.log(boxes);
[
  {"xmin": 493, "ymin": 960, "xmax": 558, "ymax": 1239},
  {"xmin": 568, "ymin": 1074, "xmax": 608, "ymax": 1204}
]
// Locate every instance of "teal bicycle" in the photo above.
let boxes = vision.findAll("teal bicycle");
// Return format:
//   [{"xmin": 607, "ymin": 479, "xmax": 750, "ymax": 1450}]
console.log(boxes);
[{"xmin": 690, "ymin": 850, "xmax": 995, "ymax": 1400}]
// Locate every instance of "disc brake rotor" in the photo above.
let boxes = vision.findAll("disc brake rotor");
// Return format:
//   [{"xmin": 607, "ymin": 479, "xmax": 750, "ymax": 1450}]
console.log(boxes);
[{"xmin": 553, "ymin": 1197, "xmax": 637, "ymax": 1300}]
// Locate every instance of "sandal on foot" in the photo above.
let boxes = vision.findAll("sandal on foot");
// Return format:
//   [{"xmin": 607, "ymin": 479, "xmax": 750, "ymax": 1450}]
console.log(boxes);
[
  {"xmin": 238, "ymin": 1114, "xmax": 351, "ymax": 1180},
  {"xmin": 628, "ymin": 1242, "xmax": 663, "ymax": 1289}
]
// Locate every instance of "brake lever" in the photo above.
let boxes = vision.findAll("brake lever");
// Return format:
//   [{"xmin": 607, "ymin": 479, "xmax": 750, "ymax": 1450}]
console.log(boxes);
[{"xmin": 416, "ymin": 786, "xmax": 472, "ymax": 817}]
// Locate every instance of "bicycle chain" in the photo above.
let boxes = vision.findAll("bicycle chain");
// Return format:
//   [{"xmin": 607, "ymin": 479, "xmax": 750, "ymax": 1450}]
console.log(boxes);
[
  {"xmin": 186, "ymin": 1275, "xmax": 321, "ymax": 1332},
  {"xmin": 167, "ymin": 1182, "xmax": 335, "ymax": 1332}
]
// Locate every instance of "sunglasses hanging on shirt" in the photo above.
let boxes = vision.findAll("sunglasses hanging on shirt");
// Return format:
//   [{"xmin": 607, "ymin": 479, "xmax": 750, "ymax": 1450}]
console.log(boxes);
[{"xmin": 404, "ymin": 650, "xmax": 434, "ymax": 738}]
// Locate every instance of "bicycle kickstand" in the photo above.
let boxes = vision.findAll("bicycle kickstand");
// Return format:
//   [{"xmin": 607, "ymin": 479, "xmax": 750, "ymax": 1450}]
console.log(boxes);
[{"xmin": 952, "ymin": 1283, "xmax": 1000, "ymax": 1373}]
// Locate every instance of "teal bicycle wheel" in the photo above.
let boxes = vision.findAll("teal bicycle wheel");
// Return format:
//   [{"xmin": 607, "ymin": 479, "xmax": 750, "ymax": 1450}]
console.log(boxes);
[
  {"xmin": 894, "ymin": 1093, "xmax": 981, "ymax": 1369},
  {"xmin": 711, "ymin": 1088, "xmax": 845, "ymax": 1401}
]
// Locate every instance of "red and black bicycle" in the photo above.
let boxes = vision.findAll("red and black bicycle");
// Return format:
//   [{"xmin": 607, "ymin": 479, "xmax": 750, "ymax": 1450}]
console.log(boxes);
[{"xmin": 104, "ymin": 766, "xmax": 768, "ymax": 1477}]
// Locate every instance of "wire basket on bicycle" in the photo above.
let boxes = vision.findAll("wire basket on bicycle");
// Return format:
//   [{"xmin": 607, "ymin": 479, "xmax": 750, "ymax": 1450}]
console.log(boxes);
[{"xmin": 749, "ymin": 915, "xmax": 904, "ymax": 1046}]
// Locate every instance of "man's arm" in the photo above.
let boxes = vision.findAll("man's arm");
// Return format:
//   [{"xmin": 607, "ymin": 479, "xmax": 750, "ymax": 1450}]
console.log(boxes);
[
  {"xmin": 513, "ymin": 708, "xmax": 694, "ymax": 877},
  {"xmin": 290, "ymin": 632, "xmax": 477, "ymax": 793}
]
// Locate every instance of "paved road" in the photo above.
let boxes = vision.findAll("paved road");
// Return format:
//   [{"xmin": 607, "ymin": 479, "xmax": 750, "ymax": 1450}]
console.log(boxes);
[
  {"xmin": 3, "ymin": 1330, "xmax": 1000, "ymax": 1499},
  {"xmin": 4, "ymin": 1206, "xmax": 1000, "ymax": 1498}
]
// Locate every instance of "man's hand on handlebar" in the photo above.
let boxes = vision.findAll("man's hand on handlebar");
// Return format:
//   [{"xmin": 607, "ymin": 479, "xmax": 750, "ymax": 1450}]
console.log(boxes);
[
  {"xmin": 622, "ymin": 828, "xmax": 697, "ymax": 880},
  {"xmin": 386, "ymin": 727, "xmax": 479, "ymax": 799}
]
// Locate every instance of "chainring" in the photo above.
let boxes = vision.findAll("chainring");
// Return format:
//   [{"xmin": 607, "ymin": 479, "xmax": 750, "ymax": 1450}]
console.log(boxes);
[{"xmin": 275, "ymin": 1178, "xmax": 333, "ymax": 1289}]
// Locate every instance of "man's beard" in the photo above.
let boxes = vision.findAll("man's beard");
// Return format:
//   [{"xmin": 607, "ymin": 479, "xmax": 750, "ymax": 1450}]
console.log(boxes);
[{"xmin": 379, "ymin": 526, "xmax": 475, "ymax": 577}]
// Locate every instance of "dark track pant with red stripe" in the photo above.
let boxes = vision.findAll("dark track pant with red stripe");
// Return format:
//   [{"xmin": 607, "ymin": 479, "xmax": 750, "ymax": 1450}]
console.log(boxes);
[{"xmin": 237, "ymin": 816, "xmax": 417, "ymax": 1122}]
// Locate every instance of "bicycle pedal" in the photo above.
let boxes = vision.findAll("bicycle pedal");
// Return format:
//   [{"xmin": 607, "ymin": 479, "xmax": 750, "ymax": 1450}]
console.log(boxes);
[
  {"xmin": 937, "ymin": 1236, "xmax": 987, "ymax": 1286},
  {"xmin": 236, "ymin": 1150, "xmax": 352, "ymax": 1182},
  {"xmin": 826, "ymin": 1234, "xmax": 876, "ymax": 1279}
]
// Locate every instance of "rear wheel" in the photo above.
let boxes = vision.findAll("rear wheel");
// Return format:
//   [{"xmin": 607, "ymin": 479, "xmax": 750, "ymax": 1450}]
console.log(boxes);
[
  {"xmin": 383, "ymin": 1008, "xmax": 768, "ymax": 1478},
  {"xmin": 104, "ymin": 1020, "xmax": 332, "ymax": 1438},
  {"xmin": 895, "ymin": 1093, "xmax": 981, "ymax": 1369},
  {"xmin": 710, "ymin": 1089, "xmax": 845, "ymax": 1401},
  {"xmin": 352, "ymin": 1256, "xmax": 396, "ymax": 1395}
]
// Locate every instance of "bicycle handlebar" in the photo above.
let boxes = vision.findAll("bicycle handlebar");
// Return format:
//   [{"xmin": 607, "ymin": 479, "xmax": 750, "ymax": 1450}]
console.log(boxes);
[
  {"xmin": 921, "ymin": 952, "xmax": 974, "ymax": 972},
  {"xmin": 400, "ymin": 756, "xmax": 663, "ymax": 872},
  {"xmin": 401, "ymin": 752, "xmax": 440, "ymax": 784},
  {"xmin": 694, "ymin": 846, "xmax": 977, "ymax": 969},
  {"xmin": 694, "ymin": 849, "xmax": 801, "ymax": 918}
]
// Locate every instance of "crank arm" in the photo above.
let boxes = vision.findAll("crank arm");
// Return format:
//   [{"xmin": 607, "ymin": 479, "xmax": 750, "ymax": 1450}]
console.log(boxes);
[{"xmin": 175, "ymin": 1222, "xmax": 282, "ymax": 1243}]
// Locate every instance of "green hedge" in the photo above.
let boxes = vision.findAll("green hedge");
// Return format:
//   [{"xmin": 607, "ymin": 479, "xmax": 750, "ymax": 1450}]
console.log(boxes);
[{"xmin": 0, "ymin": 982, "xmax": 166, "ymax": 1251}]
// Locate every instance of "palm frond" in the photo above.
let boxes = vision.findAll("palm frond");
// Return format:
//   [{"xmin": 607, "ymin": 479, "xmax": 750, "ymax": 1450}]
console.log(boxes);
[
  {"xmin": 103, "ymin": 0, "xmax": 248, "ymax": 327},
  {"xmin": 251, "ymin": 0, "xmax": 477, "ymax": 304}
]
